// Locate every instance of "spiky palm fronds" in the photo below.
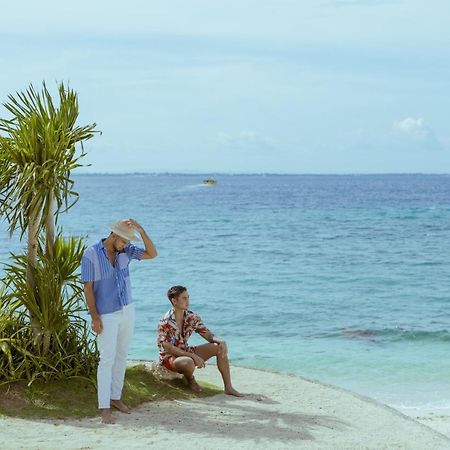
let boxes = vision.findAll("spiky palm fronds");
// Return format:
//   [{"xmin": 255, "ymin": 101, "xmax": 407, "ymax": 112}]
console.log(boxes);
[
  {"xmin": 0, "ymin": 234, "xmax": 98, "ymax": 383},
  {"xmin": 0, "ymin": 83, "xmax": 99, "ymax": 384},
  {"xmin": 0, "ymin": 82, "xmax": 97, "ymax": 239},
  {"xmin": 0, "ymin": 308, "xmax": 98, "ymax": 385}
]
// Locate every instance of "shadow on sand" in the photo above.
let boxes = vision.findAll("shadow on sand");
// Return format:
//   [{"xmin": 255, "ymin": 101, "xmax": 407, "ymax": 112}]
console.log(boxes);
[{"xmin": 56, "ymin": 392, "xmax": 348, "ymax": 445}]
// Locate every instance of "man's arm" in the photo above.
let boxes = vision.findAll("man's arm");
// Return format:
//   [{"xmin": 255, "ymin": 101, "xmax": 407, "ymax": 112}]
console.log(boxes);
[
  {"xmin": 198, "ymin": 329, "xmax": 228, "ymax": 357},
  {"xmin": 126, "ymin": 219, "xmax": 157, "ymax": 260},
  {"xmin": 195, "ymin": 316, "xmax": 222, "ymax": 345},
  {"xmin": 200, "ymin": 330, "xmax": 222, "ymax": 344},
  {"xmin": 83, "ymin": 282, "xmax": 103, "ymax": 334}
]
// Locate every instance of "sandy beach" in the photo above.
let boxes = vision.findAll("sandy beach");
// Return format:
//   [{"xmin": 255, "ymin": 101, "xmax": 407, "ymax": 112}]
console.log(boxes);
[
  {"xmin": 1, "ymin": 364, "xmax": 449, "ymax": 450},
  {"xmin": 400, "ymin": 406, "xmax": 450, "ymax": 439}
]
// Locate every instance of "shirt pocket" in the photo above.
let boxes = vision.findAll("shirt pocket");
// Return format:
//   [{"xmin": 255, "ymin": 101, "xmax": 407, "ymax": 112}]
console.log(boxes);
[{"xmin": 117, "ymin": 253, "xmax": 129, "ymax": 270}]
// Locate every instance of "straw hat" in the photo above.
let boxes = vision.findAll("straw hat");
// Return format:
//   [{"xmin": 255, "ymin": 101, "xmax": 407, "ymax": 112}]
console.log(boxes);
[{"xmin": 108, "ymin": 219, "xmax": 140, "ymax": 241}]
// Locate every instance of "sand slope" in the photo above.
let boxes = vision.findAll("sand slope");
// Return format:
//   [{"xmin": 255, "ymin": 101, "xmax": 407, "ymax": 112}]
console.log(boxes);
[{"xmin": 1, "ymin": 364, "xmax": 449, "ymax": 450}]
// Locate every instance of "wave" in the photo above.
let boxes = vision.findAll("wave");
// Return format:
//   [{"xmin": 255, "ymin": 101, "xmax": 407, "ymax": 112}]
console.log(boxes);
[{"xmin": 321, "ymin": 327, "xmax": 450, "ymax": 343}]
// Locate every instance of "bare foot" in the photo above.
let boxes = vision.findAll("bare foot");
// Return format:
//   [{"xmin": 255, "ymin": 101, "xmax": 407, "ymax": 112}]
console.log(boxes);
[
  {"xmin": 111, "ymin": 399, "xmax": 131, "ymax": 414},
  {"xmin": 100, "ymin": 408, "xmax": 115, "ymax": 424},
  {"xmin": 185, "ymin": 375, "xmax": 202, "ymax": 392},
  {"xmin": 225, "ymin": 387, "xmax": 244, "ymax": 397}
]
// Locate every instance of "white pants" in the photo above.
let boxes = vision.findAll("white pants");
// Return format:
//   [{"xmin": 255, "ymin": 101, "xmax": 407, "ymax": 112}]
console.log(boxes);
[{"xmin": 97, "ymin": 304, "xmax": 135, "ymax": 409}]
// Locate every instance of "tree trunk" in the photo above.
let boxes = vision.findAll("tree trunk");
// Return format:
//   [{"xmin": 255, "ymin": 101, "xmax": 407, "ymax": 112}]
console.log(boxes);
[
  {"xmin": 43, "ymin": 191, "xmax": 55, "ymax": 354},
  {"xmin": 45, "ymin": 191, "xmax": 55, "ymax": 258},
  {"xmin": 27, "ymin": 209, "xmax": 42, "ymax": 347}
]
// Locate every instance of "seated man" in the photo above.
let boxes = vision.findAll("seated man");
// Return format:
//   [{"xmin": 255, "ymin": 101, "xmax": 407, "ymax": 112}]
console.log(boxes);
[{"xmin": 157, "ymin": 285, "xmax": 243, "ymax": 397}]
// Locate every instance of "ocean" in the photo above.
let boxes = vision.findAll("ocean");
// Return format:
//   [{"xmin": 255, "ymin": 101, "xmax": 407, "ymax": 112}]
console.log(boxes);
[{"xmin": 1, "ymin": 174, "xmax": 449, "ymax": 410}]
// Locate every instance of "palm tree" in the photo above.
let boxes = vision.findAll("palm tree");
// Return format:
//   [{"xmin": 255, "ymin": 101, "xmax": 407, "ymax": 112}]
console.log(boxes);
[
  {"xmin": 0, "ymin": 82, "xmax": 96, "ymax": 241},
  {"xmin": 0, "ymin": 83, "xmax": 98, "ymax": 377}
]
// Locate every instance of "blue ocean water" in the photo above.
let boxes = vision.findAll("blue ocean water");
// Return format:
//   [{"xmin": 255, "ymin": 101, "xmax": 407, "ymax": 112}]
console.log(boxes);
[{"xmin": 1, "ymin": 174, "xmax": 449, "ymax": 409}]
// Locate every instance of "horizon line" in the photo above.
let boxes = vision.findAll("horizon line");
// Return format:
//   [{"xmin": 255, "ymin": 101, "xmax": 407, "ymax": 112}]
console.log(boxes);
[{"xmin": 73, "ymin": 171, "xmax": 450, "ymax": 176}]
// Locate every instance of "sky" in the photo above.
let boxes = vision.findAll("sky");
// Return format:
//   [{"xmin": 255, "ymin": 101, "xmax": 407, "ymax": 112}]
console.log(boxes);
[{"xmin": 1, "ymin": 0, "xmax": 450, "ymax": 173}]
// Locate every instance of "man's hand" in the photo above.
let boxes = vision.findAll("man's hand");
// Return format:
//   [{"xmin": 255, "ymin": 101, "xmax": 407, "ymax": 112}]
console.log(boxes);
[
  {"xmin": 92, "ymin": 317, "xmax": 103, "ymax": 334},
  {"xmin": 191, "ymin": 353, "xmax": 205, "ymax": 368},
  {"xmin": 126, "ymin": 218, "xmax": 157, "ymax": 259},
  {"xmin": 126, "ymin": 218, "xmax": 144, "ymax": 233}
]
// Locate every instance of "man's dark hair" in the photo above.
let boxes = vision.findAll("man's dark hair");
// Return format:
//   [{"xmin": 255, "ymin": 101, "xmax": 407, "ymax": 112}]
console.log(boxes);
[{"xmin": 167, "ymin": 285, "xmax": 187, "ymax": 304}]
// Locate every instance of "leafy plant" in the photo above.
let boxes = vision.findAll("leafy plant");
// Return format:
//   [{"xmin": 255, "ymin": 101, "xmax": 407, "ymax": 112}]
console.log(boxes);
[
  {"xmin": 0, "ymin": 83, "xmax": 96, "ymax": 240},
  {"xmin": 0, "ymin": 83, "xmax": 98, "ymax": 384},
  {"xmin": 0, "ymin": 234, "xmax": 98, "ymax": 384}
]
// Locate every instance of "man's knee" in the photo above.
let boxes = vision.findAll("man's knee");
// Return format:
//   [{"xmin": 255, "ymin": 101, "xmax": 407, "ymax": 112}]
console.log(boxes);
[
  {"xmin": 216, "ymin": 342, "xmax": 228, "ymax": 359},
  {"xmin": 175, "ymin": 357, "xmax": 195, "ymax": 372},
  {"xmin": 206, "ymin": 343, "xmax": 220, "ymax": 356},
  {"xmin": 99, "ymin": 353, "xmax": 115, "ymax": 367},
  {"xmin": 115, "ymin": 346, "xmax": 130, "ymax": 360}
]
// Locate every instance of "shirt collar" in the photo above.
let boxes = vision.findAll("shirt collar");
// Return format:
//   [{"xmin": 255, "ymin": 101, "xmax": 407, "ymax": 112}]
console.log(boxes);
[
  {"xmin": 167, "ymin": 308, "xmax": 188, "ymax": 330},
  {"xmin": 99, "ymin": 238, "xmax": 126, "ymax": 255}
]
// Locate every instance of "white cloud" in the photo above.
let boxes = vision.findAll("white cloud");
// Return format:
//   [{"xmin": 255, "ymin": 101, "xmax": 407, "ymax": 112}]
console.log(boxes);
[
  {"xmin": 393, "ymin": 117, "xmax": 429, "ymax": 138},
  {"xmin": 392, "ymin": 117, "xmax": 442, "ymax": 150}
]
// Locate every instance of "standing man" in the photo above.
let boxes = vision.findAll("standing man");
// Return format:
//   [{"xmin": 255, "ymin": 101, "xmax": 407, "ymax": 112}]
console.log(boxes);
[{"xmin": 82, "ymin": 219, "xmax": 157, "ymax": 424}]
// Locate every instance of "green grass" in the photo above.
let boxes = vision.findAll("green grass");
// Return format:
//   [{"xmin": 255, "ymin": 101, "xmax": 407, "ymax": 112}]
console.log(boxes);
[{"xmin": 0, "ymin": 364, "xmax": 221, "ymax": 419}]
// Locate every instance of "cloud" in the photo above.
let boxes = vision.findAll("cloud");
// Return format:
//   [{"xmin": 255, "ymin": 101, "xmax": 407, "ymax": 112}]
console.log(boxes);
[
  {"xmin": 393, "ymin": 117, "xmax": 429, "ymax": 139},
  {"xmin": 392, "ymin": 117, "xmax": 441, "ymax": 150}
]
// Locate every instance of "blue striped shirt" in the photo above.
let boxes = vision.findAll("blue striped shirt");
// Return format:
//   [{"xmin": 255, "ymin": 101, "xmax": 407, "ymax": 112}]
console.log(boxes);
[{"xmin": 81, "ymin": 240, "xmax": 144, "ymax": 315}]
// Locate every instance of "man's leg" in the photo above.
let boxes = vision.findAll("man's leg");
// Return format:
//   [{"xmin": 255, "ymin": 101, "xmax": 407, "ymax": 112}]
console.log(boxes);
[
  {"xmin": 194, "ymin": 343, "xmax": 243, "ymax": 396},
  {"xmin": 110, "ymin": 304, "xmax": 135, "ymax": 412},
  {"xmin": 171, "ymin": 357, "xmax": 200, "ymax": 391},
  {"xmin": 97, "ymin": 311, "xmax": 120, "ymax": 423}
]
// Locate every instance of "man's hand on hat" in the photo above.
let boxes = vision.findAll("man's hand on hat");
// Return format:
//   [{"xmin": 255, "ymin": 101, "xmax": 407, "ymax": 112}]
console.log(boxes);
[{"xmin": 126, "ymin": 218, "xmax": 143, "ymax": 233}]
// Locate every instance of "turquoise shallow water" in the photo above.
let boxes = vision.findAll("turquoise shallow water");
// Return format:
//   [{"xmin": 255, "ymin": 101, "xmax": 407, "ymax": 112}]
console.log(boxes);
[{"xmin": 1, "ymin": 174, "xmax": 449, "ymax": 409}]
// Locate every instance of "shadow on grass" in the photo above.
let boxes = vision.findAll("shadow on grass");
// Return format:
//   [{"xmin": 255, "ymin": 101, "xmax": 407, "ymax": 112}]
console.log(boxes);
[{"xmin": 0, "ymin": 364, "xmax": 221, "ymax": 419}]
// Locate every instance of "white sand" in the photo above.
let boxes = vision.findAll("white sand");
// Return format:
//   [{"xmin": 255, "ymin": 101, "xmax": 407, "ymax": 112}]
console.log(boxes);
[
  {"xmin": 399, "ymin": 407, "xmax": 450, "ymax": 439},
  {"xmin": 1, "ymin": 364, "xmax": 449, "ymax": 450}
]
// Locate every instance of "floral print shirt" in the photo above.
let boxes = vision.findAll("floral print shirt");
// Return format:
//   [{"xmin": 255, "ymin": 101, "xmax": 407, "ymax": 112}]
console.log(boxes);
[{"xmin": 157, "ymin": 308, "xmax": 211, "ymax": 364}]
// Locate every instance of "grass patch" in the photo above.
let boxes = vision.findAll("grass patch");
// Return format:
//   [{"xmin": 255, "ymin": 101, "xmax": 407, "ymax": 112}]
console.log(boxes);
[{"xmin": 0, "ymin": 364, "xmax": 221, "ymax": 419}]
